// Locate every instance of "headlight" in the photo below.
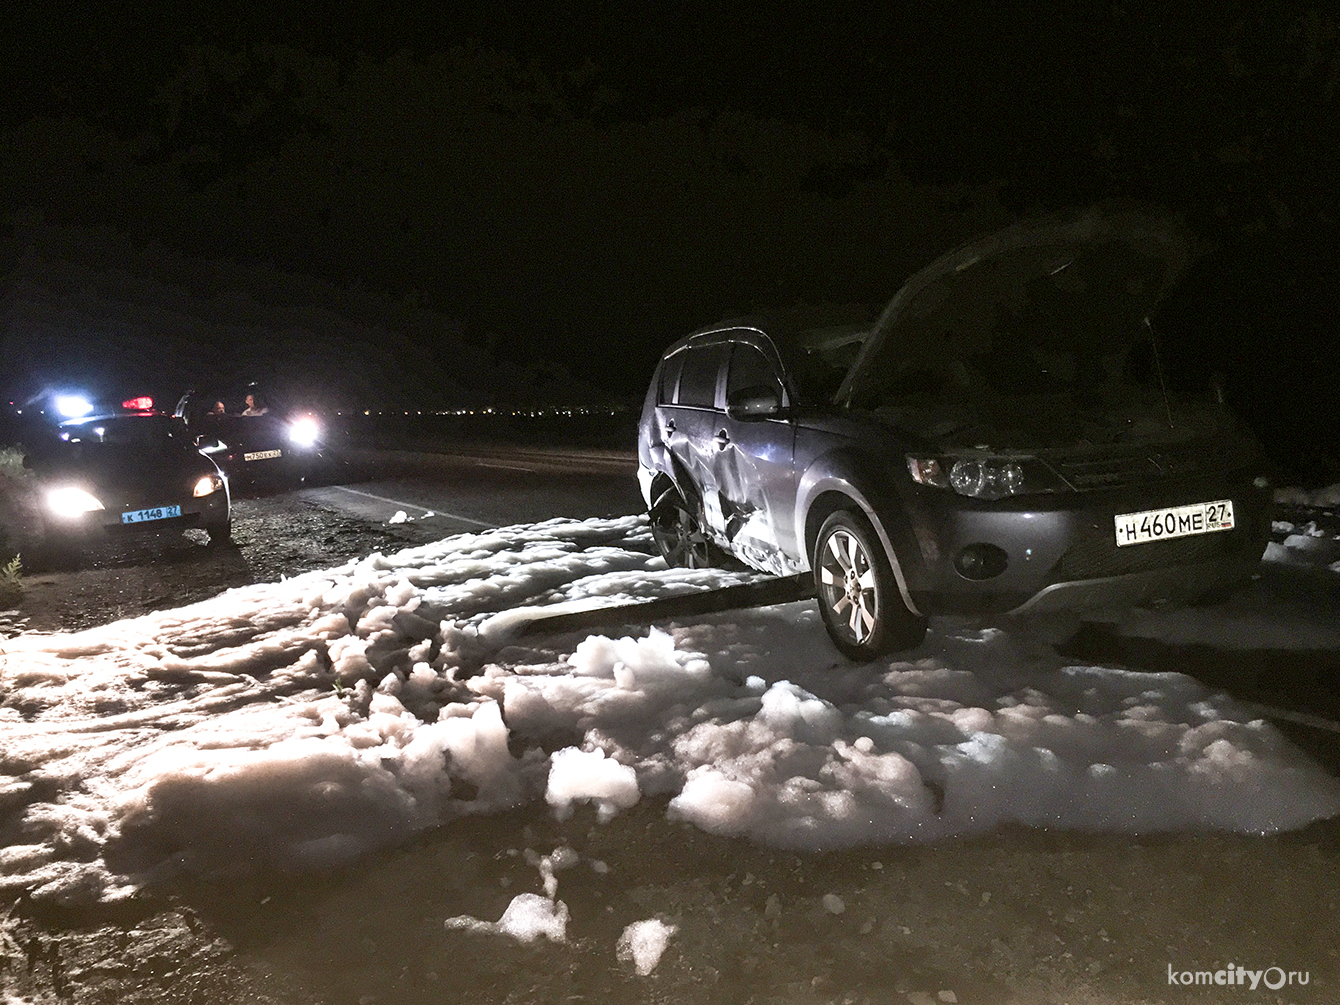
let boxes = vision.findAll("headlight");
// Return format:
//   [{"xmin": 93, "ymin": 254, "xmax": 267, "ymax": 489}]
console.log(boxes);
[
  {"xmin": 46, "ymin": 486, "xmax": 104, "ymax": 517},
  {"xmin": 949, "ymin": 459, "xmax": 1024, "ymax": 498},
  {"xmin": 288, "ymin": 416, "xmax": 320, "ymax": 448},
  {"xmin": 907, "ymin": 455, "xmax": 1063, "ymax": 500},
  {"xmin": 193, "ymin": 475, "xmax": 223, "ymax": 497}
]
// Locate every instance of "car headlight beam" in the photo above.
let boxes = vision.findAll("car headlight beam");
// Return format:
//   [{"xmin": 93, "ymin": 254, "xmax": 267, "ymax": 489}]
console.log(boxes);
[
  {"xmin": 46, "ymin": 486, "xmax": 105, "ymax": 517},
  {"xmin": 288, "ymin": 416, "xmax": 320, "ymax": 449}
]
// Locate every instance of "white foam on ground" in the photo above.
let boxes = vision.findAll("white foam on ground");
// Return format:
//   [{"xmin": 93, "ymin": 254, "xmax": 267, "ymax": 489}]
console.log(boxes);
[
  {"xmin": 1, "ymin": 515, "xmax": 1337, "ymax": 904},
  {"xmin": 617, "ymin": 918, "xmax": 677, "ymax": 974},
  {"xmin": 1276, "ymin": 484, "xmax": 1340, "ymax": 508},
  {"xmin": 444, "ymin": 893, "xmax": 569, "ymax": 943}
]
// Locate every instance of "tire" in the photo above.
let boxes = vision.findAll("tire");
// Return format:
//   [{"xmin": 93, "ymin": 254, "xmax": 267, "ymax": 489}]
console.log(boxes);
[
  {"xmin": 205, "ymin": 519, "xmax": 232, "ymax": 545},
  {"xmin": 813, "ymin": 509, "xmax": 926, "ymax": 661},
  {"xmin": 649, "ymin": 484, "xmax": 726, "ymax": 569}
]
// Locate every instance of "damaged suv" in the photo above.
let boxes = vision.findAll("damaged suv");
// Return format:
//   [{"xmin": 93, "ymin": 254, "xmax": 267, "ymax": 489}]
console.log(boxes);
[{"xmin": 637, "ymin": 208, "xmax": 1273, "ymax": 659}]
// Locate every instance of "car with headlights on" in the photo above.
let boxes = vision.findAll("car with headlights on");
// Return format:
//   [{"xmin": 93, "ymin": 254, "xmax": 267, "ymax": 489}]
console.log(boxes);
[
  {"xmin": 637, "ymin": 207, "xmax": 1273, "ymax": 660},
  {"xmin": 173, "ymin": 383, "xmax": 325, "ymax": 489},
  {"xmin": 25, "ymin": 396, "xmax": 231, "ymax": 557}
]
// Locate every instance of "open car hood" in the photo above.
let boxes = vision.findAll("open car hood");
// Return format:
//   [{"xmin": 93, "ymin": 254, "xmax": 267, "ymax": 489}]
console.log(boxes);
[{"xmin": 836, "ymin": 206, "xmax": 1192, "ymax": 413}]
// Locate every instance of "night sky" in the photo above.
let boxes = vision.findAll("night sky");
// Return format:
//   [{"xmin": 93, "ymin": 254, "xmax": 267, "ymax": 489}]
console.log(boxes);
[{"xmin": 1, "ymin": 4, "xmax": 1336, "ymax": 475}]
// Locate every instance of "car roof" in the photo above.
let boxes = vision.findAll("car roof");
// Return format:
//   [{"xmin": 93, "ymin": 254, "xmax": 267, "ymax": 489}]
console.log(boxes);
[
  {"xmin": 671, "ymin": 308, "xmax": 869, "ymax": 390},
  {"xmin": 666, "ymin": 305, "xmax": 874, "ymax": 370},
  {"xmin": 687, "ymin": 304, "xmax": 874, "ymax": 342},
  {"xmin": 58, "ymin": 410, "xmax": 171, "ymax": 426}
]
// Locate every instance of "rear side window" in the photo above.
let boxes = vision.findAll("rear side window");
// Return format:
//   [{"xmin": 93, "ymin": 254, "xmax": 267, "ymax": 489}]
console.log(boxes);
[
  {"xmin": 658, "ymin": 351, "xmax": 686, "ymax": 404},
  {"xmin": 675, "ymin": 343, "xmax": 726, "ymax": 408}
]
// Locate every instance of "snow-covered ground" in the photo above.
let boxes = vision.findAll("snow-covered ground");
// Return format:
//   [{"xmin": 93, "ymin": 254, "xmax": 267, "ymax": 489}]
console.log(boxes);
[{"xmin": 3, "ymin": 506, "xmax": 1339, "ymax": 913}]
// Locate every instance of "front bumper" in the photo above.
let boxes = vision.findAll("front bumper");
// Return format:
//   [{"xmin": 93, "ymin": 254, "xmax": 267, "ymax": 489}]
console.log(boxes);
[
  {"xmin": 902, "ymin": 468, "xmax": 1273, "ymax": 617},
  {"xmin": 1005, "ymin": 555, "xmax": 1259, "ymax": 615},
  {"xmin": 44, "ymin": 492, "xmax": 230, "ymax": 540}
]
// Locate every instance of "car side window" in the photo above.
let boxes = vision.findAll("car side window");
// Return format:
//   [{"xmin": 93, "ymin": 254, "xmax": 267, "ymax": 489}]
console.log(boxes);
[
  {"xmin": 676, "ymin": 343, "xmax": 726, "ymax": 408},
  {"xmin": 727, "ymin": 343, "xmax": 784, "ymax": 403},
  {"xmin": 658, "ymin": 350, "xmax": 686, "ymax": 405}
]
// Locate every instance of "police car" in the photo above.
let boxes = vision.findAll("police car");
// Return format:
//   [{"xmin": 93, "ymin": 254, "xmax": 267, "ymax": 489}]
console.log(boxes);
[{"xmin": 25, "ymin": 394, "xmax": 232, "ymax": 554}]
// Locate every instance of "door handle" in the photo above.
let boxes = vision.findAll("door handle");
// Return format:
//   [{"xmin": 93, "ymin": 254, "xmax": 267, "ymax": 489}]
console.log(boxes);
[
  {"xmin": 663, "ymin": 418, "xmax": 675, "ymax": 435},
  {"xmin": 713, "ymin": 429, "xmax": 730, "ymax": 449}
]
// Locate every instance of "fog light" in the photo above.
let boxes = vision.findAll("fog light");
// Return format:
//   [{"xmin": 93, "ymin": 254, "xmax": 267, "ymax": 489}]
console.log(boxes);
[{"xmin": 953, "ymin": 543, "xmax": 1009, "ymax": 580}]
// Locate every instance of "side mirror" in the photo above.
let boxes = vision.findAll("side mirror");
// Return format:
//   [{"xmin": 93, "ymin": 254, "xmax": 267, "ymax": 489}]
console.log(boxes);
[{"xmin": 726, "ymin": 385, "xmax": 782, "ymax": 419}]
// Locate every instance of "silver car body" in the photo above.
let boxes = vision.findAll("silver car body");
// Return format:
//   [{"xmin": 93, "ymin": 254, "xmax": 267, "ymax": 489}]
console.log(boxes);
[{"xmin": 637, "ymin": 207, "xmax": 1272, "ymax": 620}]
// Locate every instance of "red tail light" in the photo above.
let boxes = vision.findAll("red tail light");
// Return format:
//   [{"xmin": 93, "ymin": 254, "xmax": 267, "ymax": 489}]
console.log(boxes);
[{"xmin": 122, "ymin": 396, "xmax": 154, "ymax": 411}]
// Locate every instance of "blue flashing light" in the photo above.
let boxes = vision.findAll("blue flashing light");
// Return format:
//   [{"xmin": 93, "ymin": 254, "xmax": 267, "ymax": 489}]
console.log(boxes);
[{"xmin": 55, "ymin": 394, "xmax": 94, "ymax": 418}]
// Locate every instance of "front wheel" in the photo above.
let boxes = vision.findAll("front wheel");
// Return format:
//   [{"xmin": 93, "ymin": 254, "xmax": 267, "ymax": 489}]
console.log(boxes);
[
  {"xmin": 205, "ymin": 519, "xmax": 232, "ymax": 545},
  {"xmin": 813, "ymin": 510, "xmax": 926, "ymax": 661}
]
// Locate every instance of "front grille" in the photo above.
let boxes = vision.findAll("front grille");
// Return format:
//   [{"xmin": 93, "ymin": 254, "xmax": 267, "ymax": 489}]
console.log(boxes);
[
  {"xmin": 1052, "ymin": 439, "xmax": 1233, "ymax": 491},
  {"xmin": 1057, "ymin": 522, "xmax": 1248, "ymax": 580},
  {"xmin": 1054, "ymin": 454, "xmax": 1158, "ymax": 490}
]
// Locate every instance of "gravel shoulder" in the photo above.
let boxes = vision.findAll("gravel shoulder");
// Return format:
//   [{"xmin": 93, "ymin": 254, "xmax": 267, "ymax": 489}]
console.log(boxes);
[{"xmin": 1, "ymin": 493, "xmax": 442, "ymax": 636}]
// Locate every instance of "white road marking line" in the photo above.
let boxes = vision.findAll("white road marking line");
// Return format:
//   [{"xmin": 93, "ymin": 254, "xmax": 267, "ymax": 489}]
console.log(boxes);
[
  {"xmin": 329, "ymin": 485, "xmax": 494, "ymax": 528},
  {"xmin": 475, "ymin": 461, "xmax": 536, "ymax": 472},
  {"xmin": 1241, "ymin": 701, "xmax": 1340, "ymax": 734}
]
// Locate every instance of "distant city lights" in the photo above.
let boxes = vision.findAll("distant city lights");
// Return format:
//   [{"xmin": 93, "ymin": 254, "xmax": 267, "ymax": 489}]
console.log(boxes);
[{"xmin": 334, "ymin": 405, "xmax": 627, "ymax": 417}]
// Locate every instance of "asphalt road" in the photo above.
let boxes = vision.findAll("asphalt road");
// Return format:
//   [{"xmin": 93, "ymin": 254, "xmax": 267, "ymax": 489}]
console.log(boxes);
[
  {"xmin": 3, "ymin": 444, "xmax": 645, "ymax": 636},
  {"xmin": 300, "ymin": 443, "xmax": 645, "ymax": 534}
]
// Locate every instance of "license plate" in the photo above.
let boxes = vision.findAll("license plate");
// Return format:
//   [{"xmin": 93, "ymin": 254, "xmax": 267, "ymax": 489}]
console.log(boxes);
[
  {"xmin": 244, "ymin": 448, "xmax": 282, "ymax": 461},
  {"xmin": 121, "ymin": 504, "xmax": 182, "ymax": 524},
  {"xmin": 1114, "ymin": 499, "xmax": 1234, "ymax": 547}
]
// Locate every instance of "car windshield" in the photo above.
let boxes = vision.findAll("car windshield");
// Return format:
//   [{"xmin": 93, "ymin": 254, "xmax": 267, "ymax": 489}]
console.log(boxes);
[
  {"xmin": 851, "ymin": 239, "xmax": 1173, "ymax": 410},
  {"xmin": 789, "ymin": 324, "xmax": 870, "ymax": 403},
  {"xmin": 182, "ymin": 388, "xmax": 279, "ymax": 423}
]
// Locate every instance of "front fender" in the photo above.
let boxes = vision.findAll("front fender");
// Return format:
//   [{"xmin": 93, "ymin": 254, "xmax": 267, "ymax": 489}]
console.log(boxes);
[{"xmin": 794, "ymin": 449, "xmax": 926, "ymax": 618}]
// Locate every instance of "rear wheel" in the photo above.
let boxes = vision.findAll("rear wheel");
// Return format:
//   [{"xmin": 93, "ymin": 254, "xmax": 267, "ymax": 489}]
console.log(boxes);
[
  {"xmin": 813, "ymin": 510, "xmax": 926, "ymax": 661},
  {"xmin": 649, "ymin": 485, "xmax": 725, "ymax": 569}
]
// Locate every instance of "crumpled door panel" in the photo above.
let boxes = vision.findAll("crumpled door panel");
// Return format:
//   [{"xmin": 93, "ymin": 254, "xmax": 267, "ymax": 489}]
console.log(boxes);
[{"xmin": 711, "ymin": 416, "xmax": 799, "ymax": 575}]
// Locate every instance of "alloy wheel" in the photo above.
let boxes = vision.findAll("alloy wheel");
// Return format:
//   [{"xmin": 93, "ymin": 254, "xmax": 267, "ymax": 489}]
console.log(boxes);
[{"xmin": 818, "ymin": 527, "xmax": 880, "ymax": 644}]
